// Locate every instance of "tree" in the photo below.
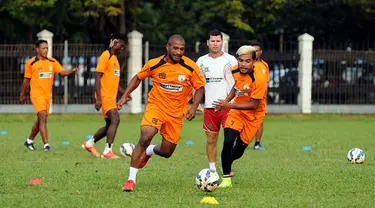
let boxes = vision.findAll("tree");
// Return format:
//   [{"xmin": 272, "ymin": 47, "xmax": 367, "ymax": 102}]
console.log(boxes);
[
  {"xmin": 0, "ymin": 0, "xmax": 374, "ymax": 46},
  {"xmin": 0, "ymin": 0, "xmax": 124, "ymax": 43},
  {"xmin": 135, "ymin": 0, "xmax": 254, "ymax": 43}
]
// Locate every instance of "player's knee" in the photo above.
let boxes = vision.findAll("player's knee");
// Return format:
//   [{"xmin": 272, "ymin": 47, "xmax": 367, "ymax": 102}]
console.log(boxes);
[
  {"xmin": 138, "ymin": 133, "xmax": 153, "ymax": 149},
  {"xmin": 222, "ymin": 139, "xmax": 233, "ymax": 151},
  {"xmin": 111, "ymin": 116, "xmax": 120, "ymax": 126},
  {"xmin": 207, "ymin": 138, "xmax": 217, "ymax": 146},
  {"xmin": 164, "ymin": 152, "xmax": 173, "ymax": 158},
  {"xmin": 160, "ymin": 149, "xmax": 173, "ymax": 158},
  {"xmin": 223, "ymin": 128, "xmax": 239, "ymax": 147},
  {"xmin": 206, "ymin": 134, "xmax": 218, "ymax": 146},
  {"xmin": 37, "ymin": 111, "xmax": 47, "ymax": 122},
  {"xmin": 108, "ymin": 111, "xmax": 120, "ymax": 126},
  {"xmin": 137, "ymin": 138, "xmax": 149, "ymax": 149}
]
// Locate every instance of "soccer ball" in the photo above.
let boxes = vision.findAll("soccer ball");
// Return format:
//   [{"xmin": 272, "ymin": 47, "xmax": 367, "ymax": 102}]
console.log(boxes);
[
  {"xmin": 120, "ymin": 143, "xmax": 135, "ymax": 157},
  {"xmin": 195, "ymin": 168, "xmax": 220, "ymax": 192},
  {"xmin": 347, "ymin": 148, "xmax": 365, "ymax": 164}
]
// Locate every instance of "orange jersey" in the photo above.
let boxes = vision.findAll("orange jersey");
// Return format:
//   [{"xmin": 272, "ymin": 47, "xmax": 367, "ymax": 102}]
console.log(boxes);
[
  {"xmin": 137, "ymin": 55, "xmax": 206, "ymax": 118},
  {"xmin": 24, "ymin": 56, "xmax": 63, "ymax": 98},
  {"xmin": 254, "ymin": 59, "xmax": 269, "ymax": 82},
  {"xmin": 96, "ymin": 50, "xmax": 120, "ymax": 98},
  {"xmin": 231, "ymin": 66, "xmax": 268, "ymax": 118}
]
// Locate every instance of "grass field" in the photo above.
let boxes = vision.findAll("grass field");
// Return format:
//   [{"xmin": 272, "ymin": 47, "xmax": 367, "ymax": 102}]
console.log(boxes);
[{"xmin": 0, "ymin": 114, "xmax": 375, "ymax": 208}]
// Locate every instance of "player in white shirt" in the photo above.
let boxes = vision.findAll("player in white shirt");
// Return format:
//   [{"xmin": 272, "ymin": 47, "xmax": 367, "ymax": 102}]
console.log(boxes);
[{"xmin": 196, "ymin": 30, "xmax": 237, "ymax": 172}]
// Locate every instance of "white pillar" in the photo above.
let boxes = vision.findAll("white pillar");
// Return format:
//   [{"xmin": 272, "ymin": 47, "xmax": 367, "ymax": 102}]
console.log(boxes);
[
  {"xmin": 221, "ymin": 32, "xmax": 230, "ymax": 53},
  {"xmin": 127, "ymin": 30, "xmax": 143, "ymax": 113},
  {"xmin": 297, "ymin": 33, "xmax": 314, "ymax": 114},
  {"xmin": 37, "ymin": 29, "xmax": 54, "ymax": 113}
]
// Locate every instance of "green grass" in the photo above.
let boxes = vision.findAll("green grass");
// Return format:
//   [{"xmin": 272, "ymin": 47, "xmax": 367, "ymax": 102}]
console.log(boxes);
[{"xmin": 1, "ymin": 114, "xmax": 375, "ymax": 207}]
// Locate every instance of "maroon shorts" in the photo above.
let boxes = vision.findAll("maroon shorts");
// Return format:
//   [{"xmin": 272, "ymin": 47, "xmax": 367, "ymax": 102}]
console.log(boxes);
[{"xmin": 203, "ymin": 108, "xmax": 230, "ymax": 133}]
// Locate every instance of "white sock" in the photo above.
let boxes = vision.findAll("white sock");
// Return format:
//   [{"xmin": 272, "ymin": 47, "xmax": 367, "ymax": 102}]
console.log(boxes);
[
  {"xmin": 128, "ymin": 167, "xmax": 139, "ymax": 183},
  {"xmin": 103, "ymin": 143, "xmax": 112, "ymax": 154},
  {"xmin": 209, "ymin": 162, "xmax": 216, "ymax": 171},
  {"xmin": 146, "ymin": 144, "xmax": 156, "ymax": 156},
  {"xmin": 44, "ymin": 143, "xmax": 50, "ymax": 148},
  {"xmin": 86, "ymin": 137, "xmax": 95, "ymax": 147},
  {"xmin": 26, "ymin": 138, "xmax": 33, "ymax": 144}
]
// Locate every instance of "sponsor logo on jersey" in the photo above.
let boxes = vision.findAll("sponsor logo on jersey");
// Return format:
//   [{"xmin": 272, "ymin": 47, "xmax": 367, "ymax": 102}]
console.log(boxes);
[
  {"xmin": 152, "ymin": 118, "xmax": 158, "ymax": 125},
  {"xmin": 159, "ymin": 83, "xmax": 183, "ymax": 92},
  {"xmin": 39, "ymin": 72, "xmax": 52, "ymax": 79},
  {"xmin": 158, "ymin": 73, "xmax": 166, "ymax": 79},
  {"xmin": 114, "ymin": 69, "xmax": 120, "ymax": 76},
  {"xmin": 178, "ymin": 75, "xmax": 186, "ymax": 82},
  {"xmin": 234, "ymin": 87, "xmax": 248, "ymax": 96},
  {"xmin": 243, "ymin": 84, "xmax": 250, "ymax": 91},
  {"xmin": 205, "ymin": 77, "xmax": 223, "ymax": 83}
]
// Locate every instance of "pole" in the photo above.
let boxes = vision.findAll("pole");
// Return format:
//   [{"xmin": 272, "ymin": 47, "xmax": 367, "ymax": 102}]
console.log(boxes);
[
  {"xmin": 64, "ymin": 40, "xmax": 68, "ymax": 113},
  {"xmin": 144, "ymin": 41, "xmax": 149, "ymax": 104}
]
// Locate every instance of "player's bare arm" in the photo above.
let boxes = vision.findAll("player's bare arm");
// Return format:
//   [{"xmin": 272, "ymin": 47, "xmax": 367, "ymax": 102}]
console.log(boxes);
[
  {"xmin": 19, "ymin": 78, "xmax": 30, "ymax": 104},
  {"xmin": 118, "ymin": 85, "xmax": 132, "ymax": 104},
  {"xmin": 211, "ymin": 86, "xmax": 235, "ymax": 111},
  {"xmin": 186, "ymin": 86, "xmax": 204, "ymax": 121},
  {"xmin": 118, "ymin": 86, "xmax": 125, "ymax": 95},
  {"xmin": 58, "ymin": 68, "xmax": 78, "ymax": 76},
  {"xmin": 225, "ymin": 86, "xmax": 236, "ymax": 103},
  {"xmin": 117, "ymin": 75, "xmax": 141, "ymax": 108},
  {"xmin": 214, "ymin": 98, "xmax": 261, "ymax": 111},
  {"xmin": 95, "ymin": 72, "xmax": 103, "ymax": 111}
]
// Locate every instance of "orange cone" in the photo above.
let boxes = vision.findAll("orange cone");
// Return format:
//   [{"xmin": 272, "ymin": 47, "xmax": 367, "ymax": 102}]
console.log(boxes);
[{"xmin": 28, "ymin": 178, "xmax": 43, "ymax": 185}]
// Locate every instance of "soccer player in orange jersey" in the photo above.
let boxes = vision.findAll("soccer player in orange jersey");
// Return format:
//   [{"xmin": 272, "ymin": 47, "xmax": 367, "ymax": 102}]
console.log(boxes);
[
  {"xmin": 252, "ymin": 42, "xmax": 270, "ymax": 150},
  {"xmin": 213, "ymin": 45, "xmax": 267, "ymax": 188},
  {"xmin": 82, "ymin": 34, "xmax": 128, "ymax": 159},
  {"xmin": 20, "ymin": 39, "xmax": 78, "ymax": 152},
  {"xmin": 117, "ymin": 34, "xmax": 206, "ymax": 192}
]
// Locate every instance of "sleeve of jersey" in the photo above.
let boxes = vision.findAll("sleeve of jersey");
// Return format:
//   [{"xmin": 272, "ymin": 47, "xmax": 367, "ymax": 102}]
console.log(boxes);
[
  {"xmin": 190, "ymin": 63, "xmax": 206, "ymax": 90},
  {"xmin": 137, "ymin": 62, "xmax": 151, "ymax": 80},
  {"xmin": 24, "ymin": 60, "xmax": 32, "ymax": 78},
  {"xmin": 251, "ymin": 78, "xmax": 267, "ymax": 99},
  {"xmin": 230, "ymin": 56, "xmax": 238, "ymax": 68},
  {"xmin": 196, "ymin": 57, "xmax": 205, "ymax": 77},
  {"xmin": 224, "ymin": 63, "xmax": 235, "ymax": 89},
  {"xmin": 96, "ymin": 52, "xmax": 109, "ymax": 73},
  {"xmin": 54, "ymin": 60, "xmax": 63, "ymax": 74}
]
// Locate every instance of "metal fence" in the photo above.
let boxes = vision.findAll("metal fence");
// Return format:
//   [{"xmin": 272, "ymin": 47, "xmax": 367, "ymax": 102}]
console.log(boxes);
[
  {"xmin": 0, "ymin": 44, "xmax": 34, "ymax": 104},
  {"xmin": 229, "ymin": 40, "xmax": 300, "ymax": 104},
  {"xmin": 52, "ymin": 43, "xmax": 128, "ymax": 104},
  {"xmin": 0, "ymin": 43, "xmax": 128, "ymax": 104},
  {"xmin": 0, "ymin": 41, "xmax": 374, "ymax": 105},
  {"xmin": 312, "ymin": 41, "xmax": 375, "ymax": 104}
]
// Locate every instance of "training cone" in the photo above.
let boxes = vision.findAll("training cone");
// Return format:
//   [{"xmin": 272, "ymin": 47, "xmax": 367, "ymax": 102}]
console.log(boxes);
[
  {"xmin": 200, "ymin": 196, "xmax": 219, "ymax": 204},
  {"xmin": 28, "ymin": 178, "xmax": 43, "ymax": 185}
]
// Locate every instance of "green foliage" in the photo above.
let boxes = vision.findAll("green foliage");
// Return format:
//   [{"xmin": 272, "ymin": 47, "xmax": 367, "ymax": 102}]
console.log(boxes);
[
  {"xmin": 135, "ymin": 0, "xmax": 254, "ymax": 43},
  {"xmin": 68, "ymin": 0, "xmax": 122, "ymax": 17},
  {"xmin": 226, "ymin": 0, "xmax": 253, "ymax": 32},
  {"xmin": 0, "ymin": 0, "xmax": 374, "ymax": 44},
  {"xmin": 0, "ymin": 0, "xmax": 57, "ymax": 27}
]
